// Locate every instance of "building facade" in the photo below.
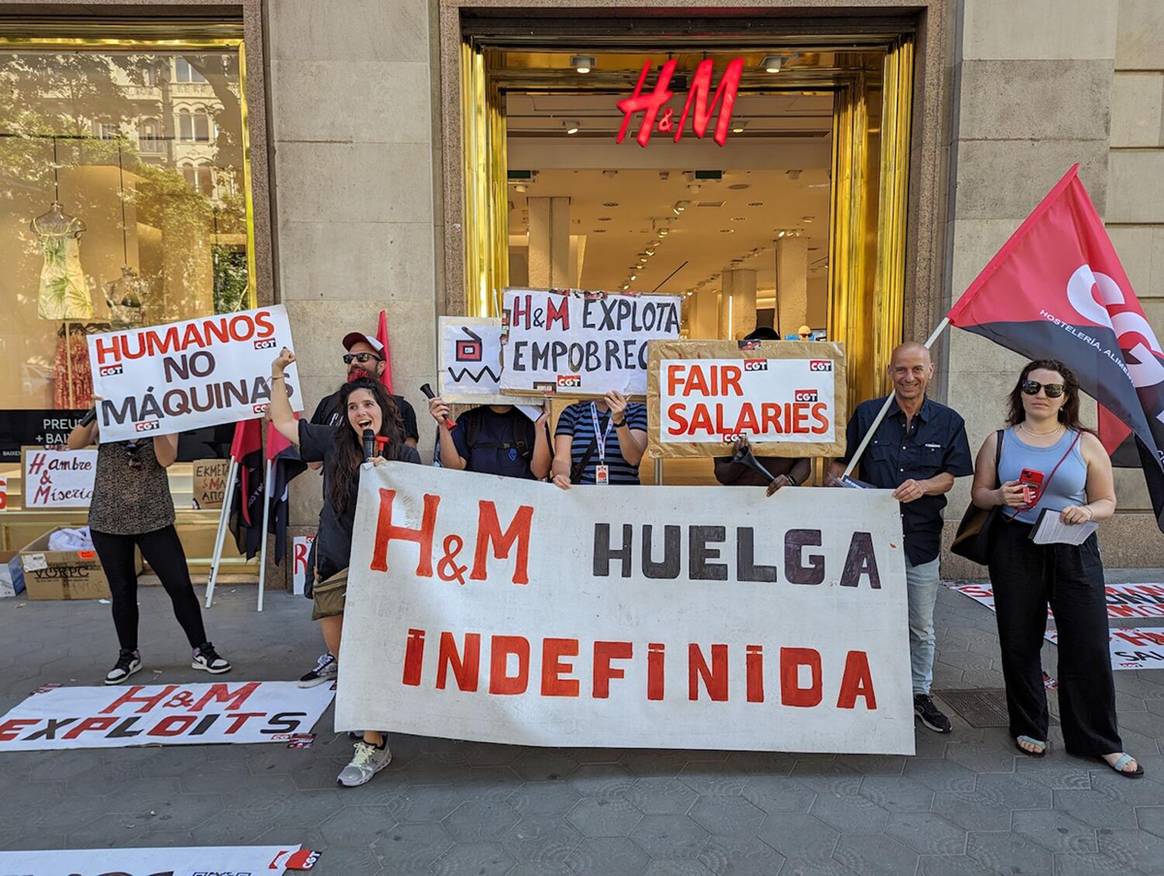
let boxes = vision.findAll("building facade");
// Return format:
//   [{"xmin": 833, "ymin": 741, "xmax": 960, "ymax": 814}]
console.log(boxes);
[{"xmin": 0, "ymin": 0, "xmax": 1160, "ymax": 580}]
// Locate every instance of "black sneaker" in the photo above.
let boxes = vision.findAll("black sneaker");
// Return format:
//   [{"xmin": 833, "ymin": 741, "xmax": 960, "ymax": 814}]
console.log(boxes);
[
  {"xmin": 298, "ymin": 652, "xmax": 338, "ymax": 688},
  {"xmin": 914, "ymin": 694, "xmax": 952, "ymax": 734},
  {"xmin": 192, "ymin": 642, "xmax": 232, "ymax": 674},
  {"xmin": 104, "ymin": 649, "xmax": 142, "ymax": 685}
]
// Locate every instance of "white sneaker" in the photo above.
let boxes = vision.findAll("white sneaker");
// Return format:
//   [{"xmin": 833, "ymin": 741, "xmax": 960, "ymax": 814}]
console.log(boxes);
[
  {"xmin": 298, "ymin": 652, "xmax": 338, "ymax": 688},
  {"xmin": 191, "ymin": 642, "xmax": 231, "ymax": 674},
  {"xmin": 337, "ymin": 739, "xmax": 392, "ymax": 788},
  {"xmin": 105, "ymin": 649, "xmax": 142, "ymax": 685}
]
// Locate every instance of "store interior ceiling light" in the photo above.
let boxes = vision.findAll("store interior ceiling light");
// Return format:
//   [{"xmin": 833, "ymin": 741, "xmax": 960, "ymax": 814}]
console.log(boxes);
[
  {"xmin": 571, "ymin": 55, "xmax": 596, "ymax": 74},
  {"xmin": 564, "ymin": 119, "xmax": 581, "ymax": 135},
  {"xmin": 761, "ymin": 55, "xmax": 783, "ymax": 73}
]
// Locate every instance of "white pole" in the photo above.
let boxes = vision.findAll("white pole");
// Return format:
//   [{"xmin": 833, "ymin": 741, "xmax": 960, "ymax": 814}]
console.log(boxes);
[
  {"xmin": 842, "ymin": 318, "xmax": 951, "ymax": 479},
  {"xmin": 256, "ymin": 457, "xmax": 274, "ymax": 613},
  {"xmin": 204, "ymin": 457, "xmax": 238, "ymax": 609}
]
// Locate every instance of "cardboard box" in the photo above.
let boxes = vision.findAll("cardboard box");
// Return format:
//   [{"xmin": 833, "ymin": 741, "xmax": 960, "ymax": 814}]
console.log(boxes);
[
  {"xmin": 18, "ymin": 529, "xmax": 140, "ymax": 600},
  {"xmin": 0, "ymin": 551, "xmax": 24, "ymax": 598}
]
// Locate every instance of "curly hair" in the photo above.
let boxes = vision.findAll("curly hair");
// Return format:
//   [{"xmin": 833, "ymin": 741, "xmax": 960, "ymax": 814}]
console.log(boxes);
[{"xmin": 328, "ymin": 378, "xmax": 407, "ymax": 515}]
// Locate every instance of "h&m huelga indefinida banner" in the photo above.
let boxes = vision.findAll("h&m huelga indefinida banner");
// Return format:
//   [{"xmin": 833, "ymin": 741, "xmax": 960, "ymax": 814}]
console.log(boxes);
[
  {"xmin": 647, "ymin": 339, "xmax": 848, "ymax": 459},
  {"xmin": 501, "ymin": 288, "xmax": 682, "ymax": 397},
  {"xmin": 336, "ymin": 463, "xmax": 914, "ymax": 754},
  {"xmin": 88, "ymin": 305, "xmax": 303, "ymax": 442}
]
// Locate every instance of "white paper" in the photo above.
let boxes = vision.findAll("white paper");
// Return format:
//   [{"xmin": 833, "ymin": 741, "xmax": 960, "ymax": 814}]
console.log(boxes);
[
  {"xmin": 1031, "ymin": 509, "xmax": 1098, "ymax": 545},
  {"xmin": 21, "ymin": 449, "xmax": 97, "ymax": 508},
  {"xmin": 438, "ymin": 317, "xmax": 519, "ymax": 405}
]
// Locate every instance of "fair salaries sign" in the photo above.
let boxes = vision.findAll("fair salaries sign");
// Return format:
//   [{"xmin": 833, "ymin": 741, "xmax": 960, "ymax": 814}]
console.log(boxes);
[
  {"xmin": 88, "ymin": 305, "xmax": 303, "ymax": 442},
  {"xmin": 20, "ymin": 448, "xmax": 97, "ymax": 508},
  {"xmin": 337, "ymin": 463, "xmax": 914, "ymax": 754},
  {"xmin": 502, "ymin": 288, "xmax": 682, "ymax": 397},
  {"xmin": 648, "ymin": 340, "xmax": 848, "ymax": 459}
]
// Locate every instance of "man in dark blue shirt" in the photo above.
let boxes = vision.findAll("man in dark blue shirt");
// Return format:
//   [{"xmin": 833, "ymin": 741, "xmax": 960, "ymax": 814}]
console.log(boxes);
[{"xmin": 830, "ymin": 342, "xmax": 973, "ymax": 735}]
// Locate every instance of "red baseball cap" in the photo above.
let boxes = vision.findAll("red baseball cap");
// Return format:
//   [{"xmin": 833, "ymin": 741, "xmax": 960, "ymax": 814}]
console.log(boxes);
[{"xmin": 341, "ymin": 332, "xmax": 384, "ymax": 353}]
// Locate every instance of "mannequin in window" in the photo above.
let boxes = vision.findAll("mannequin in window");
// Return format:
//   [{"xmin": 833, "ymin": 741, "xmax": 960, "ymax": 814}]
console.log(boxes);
[{"xmin": 32, "ymin": 202, "xmax": 93, "ymax": 321}]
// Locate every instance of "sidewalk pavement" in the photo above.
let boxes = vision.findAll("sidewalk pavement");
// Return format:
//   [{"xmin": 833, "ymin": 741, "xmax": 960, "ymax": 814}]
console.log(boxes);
[{"xmin": 0, "ymin": 574, "xmax": 1162, "ymax": 876}]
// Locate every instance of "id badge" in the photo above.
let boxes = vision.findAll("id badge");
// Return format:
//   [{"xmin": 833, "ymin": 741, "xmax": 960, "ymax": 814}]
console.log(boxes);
[{"xmin": 595, "ymin": 464, "xmax": 610, "ymax": 485}]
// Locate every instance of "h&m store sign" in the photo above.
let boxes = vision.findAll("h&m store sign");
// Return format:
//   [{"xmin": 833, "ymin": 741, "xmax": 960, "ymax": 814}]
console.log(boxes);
[{"xmin": 616, "ymin": 58, "xmax": 743, "ymax": 148}]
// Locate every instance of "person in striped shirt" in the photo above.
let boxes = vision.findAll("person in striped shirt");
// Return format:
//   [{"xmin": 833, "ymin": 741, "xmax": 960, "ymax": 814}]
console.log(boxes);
[{"xmin": 551, "ymin": 390, "xmax": 647, "ymax": 487}]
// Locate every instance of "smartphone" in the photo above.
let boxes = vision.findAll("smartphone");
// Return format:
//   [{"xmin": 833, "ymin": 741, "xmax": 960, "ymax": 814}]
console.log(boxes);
[{"xmin": 1018, "ymin": 468, "xmax": 1045, "ymax": 506}]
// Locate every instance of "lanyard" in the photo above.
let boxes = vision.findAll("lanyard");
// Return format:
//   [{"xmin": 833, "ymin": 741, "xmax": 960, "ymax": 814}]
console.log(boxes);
[{"xmin": 589, "ymin": 401, "xmax": 614, "ymax": 466}]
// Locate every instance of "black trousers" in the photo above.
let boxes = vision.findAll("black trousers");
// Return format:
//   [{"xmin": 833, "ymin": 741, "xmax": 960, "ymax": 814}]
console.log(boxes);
[
  {"xmin": 987, "ymin": 518, "xmax": 1121, "ymax": 755},
  {"xmin": 90, "ymin": 525, "xmax": 208, "ymax": 652}
]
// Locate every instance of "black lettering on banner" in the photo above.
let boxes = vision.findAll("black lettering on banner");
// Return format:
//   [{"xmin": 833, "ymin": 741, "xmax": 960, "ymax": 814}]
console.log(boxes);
[
  {"xmin": 839, "ymin": 532, "xmax": 881, "ymax": 588},
  {"xmin": 23, "ymin": 717, "xmax": 76, "ymax": 741},
  {"xmin": 785, "ymin": 529, "xmax": 825, "ymax": 586},
  {"xmin": 737, "ymin": 527, "xmax": 778, "ymax": 583},
  {"xmin": 261, "ymin": 711, "xmax": 307, "ymax": 735},
  {"xmin": 689, "ymin": 525, "xmax": 727, "ymax": 581},
  {"xmin": 593, "ymin": 524, "xmax": 633, "ymax": 577},
  {"xmin": 107, "ymin": 716, "xmax": 143, "ymax": 738},
  {"xmin": 642, "ymin": 525, "xmax": 681, "ymax": 579}
]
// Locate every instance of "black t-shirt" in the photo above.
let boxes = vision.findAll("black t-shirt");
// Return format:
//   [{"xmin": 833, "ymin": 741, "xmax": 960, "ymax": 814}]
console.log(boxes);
[
  {"xmin": 299, "ymin": 420, "xmax": 422, "ymax": 581},
  {"xmin": 451, "ymin": 406, "xmax": 539, "ymax": 479},
  {"xmin": 310, "ymin": 389, "xmax": 419, "ymax": 442}
]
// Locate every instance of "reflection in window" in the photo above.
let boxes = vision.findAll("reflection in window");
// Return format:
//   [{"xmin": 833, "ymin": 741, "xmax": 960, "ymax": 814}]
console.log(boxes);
[
  {"xmin": 193, "ymin": 110, "xmax": 210, "ymax": 142},
  {"xmin": 139, "ymin": 119, "xmax": 163, "ymax": 153},
  {"xmin": 178, "ymin": 109, "xmax": 193, "ymax": 141},
  {"xmin": 174, "ymin": 58, "xmax": 207, "ymax": 83}
]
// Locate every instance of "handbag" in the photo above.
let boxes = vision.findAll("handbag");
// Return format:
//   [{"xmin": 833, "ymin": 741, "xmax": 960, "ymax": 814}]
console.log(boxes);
[{"xmin": 950, "ymin": 429, "xmax": 1004, "ymax": 565}]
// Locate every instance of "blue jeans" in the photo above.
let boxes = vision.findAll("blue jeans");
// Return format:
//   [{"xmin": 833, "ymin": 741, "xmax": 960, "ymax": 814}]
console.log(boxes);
[{"xmin": 906, "ymin": 557, "xmax": 941, "ymax": 696}]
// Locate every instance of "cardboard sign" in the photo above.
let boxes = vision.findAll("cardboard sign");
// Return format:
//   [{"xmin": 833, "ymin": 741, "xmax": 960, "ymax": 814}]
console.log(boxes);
[
  {"xmin": 501, "ymin": 288, "xmax": 682, "ymax": 398},
  {"xmin": 0, "ymin": 681, "xmax": 335, "ymax": 751},
  {"xmin": 0, "ymin": 844, "xmax": 319, "ymax": 875},
  {"xmin": 438, "ymin": 317, "xmax": 516, "ymax": 405},
  {"xmin": 192, "ymin": 458, "xmax": 231, "ymax": 510},
  {"xmin": 647, "ymin": 340, "xmax": 848, "ymax": 459},
  {"xmin": 336, "ymin": 462, "xmax": 914, "ymax": 754},
  {"xmin": 20, "ymin": 448, "xmax": 97, "ymax": 508},
  {"xmin": 88, "ymin": 305, "xmax": 303, "ymax": 442},
  {"xmin": 292, "ymin": 534, "xmax": 316, "ymax": 595}
]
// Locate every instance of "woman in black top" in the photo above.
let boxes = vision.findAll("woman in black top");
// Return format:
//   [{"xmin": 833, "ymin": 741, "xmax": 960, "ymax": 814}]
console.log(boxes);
[
  {"xmin": 68, "ymin": 420, "xmax": 230, "ymax": 685},
  {"xmin": 269, "ymin": 347, "xmax": 421, "ymax": 788}
]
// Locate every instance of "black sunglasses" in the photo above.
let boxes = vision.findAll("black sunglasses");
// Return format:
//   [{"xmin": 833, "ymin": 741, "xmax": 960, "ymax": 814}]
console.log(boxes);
[
  {"xmin": 1021, "ymin": 379, "xmax": 1066, "ymax": 398},
  {"xmin": 343, "ymin": 352, "xmax": 382, "ymax": 365}
]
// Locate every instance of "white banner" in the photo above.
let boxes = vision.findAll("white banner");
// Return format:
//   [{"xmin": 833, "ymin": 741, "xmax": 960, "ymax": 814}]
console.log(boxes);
[
  {"xmin": 1045, "ymin": 627, "xmax": 1164, "ymax": 671},
  {"xmin": 292, "ymin": 534, "xmax": 316, "ymax": 596},
  {"xmin": 438, "ymin": 317, "xmax": 514, "ymax": 405},
  {"xmin": 20, "ymin": 449, "xmax": 96, "ymax": 509},
  {"xmin": 0, "ymin": 681, "xmax": 334, "ymax": 751},
  {"xmin": 337, "ymin": 463, "xmax": 914, "ymax": 754},
  {"xmin": 0, "ymin": 844, "xmax": 317, "ymax": 876},
  {"xmin": 88, "ymin": 305, "xmax": 303, "ymax": 442},
  {"xmin": 947, "ymin": 580, "xmax": 1164, "ymax": 619},
  {"xmin": 501, "ymin": 289, "xmax": 681, "ymax": 397}
]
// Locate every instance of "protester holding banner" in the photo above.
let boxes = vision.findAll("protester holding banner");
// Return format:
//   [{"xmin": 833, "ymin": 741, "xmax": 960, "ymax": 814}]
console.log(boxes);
[
  {"xmin": 552, "ymin": 391, "xmax": 647, "ymax": 487},
  {"xmin": 68, "ymin": 415, "xmax": 231, "ymax": 685},
  {"xmin": 830, "ymin": 342, "xmax": 972, "ymax": 734},
  {"xmin": 969, "ymin": 360, "xmax": 1141, "ymax": 777},
  {"xmin": 269, "ymin": 347, "xmax": 422, "ymax": 787},
  {"xmin": 426, "ymin": 398, "xmax": 551, "ymax": 480}
]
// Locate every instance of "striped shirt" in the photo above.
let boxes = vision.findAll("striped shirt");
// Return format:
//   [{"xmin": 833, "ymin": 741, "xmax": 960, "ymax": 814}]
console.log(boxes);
[{"xmin": 555, "ymin": 401, "xmax": 647, "ymax": 484}]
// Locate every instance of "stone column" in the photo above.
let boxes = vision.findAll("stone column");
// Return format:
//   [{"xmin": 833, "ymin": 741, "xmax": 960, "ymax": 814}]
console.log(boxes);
[
  {"xmin": 527, "ymin": 196, "xmax": 571, "ymax": 288},
  {"xmin": 689, "ymin": 288, "xmax": 719, "ymax": 339},
  {"xmin": 719, "ymin": 269, "xmax": 757, "ymax": 340},
  {"xmin": 774, "ymin": 236, "xmax": 808, "ymax": 339}
]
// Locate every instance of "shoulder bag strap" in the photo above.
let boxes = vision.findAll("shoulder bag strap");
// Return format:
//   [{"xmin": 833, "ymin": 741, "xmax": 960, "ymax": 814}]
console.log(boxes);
[{"xmin": 1002, "ymin": 429, "xmax": 1080, "ymax": 521}]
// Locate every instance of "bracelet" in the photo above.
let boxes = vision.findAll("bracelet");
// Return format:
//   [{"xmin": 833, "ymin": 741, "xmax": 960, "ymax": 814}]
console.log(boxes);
[
  {"xmin": 612, "ymin": 418, "xmax": 626, "ymax": 428},
  {"xmin": 270, "ymin": 373, "xmax": 285, "ymax": 381},
  {"xmin": 1084, "ymin": 506, "xmax": 1094, "ymax": 521}
]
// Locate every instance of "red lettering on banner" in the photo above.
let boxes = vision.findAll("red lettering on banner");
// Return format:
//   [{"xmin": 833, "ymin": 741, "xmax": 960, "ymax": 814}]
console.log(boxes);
[
  {"xmin": 761, "ymin": 403, "xmax": 780, "ymax": 434},
  {"xmin": 666, "ymin": 364, "xmax": 686, "ymax": 396},
  {"xmin": 190, "ymin": 681, "xmax": 260, "ymax": 712},
  {"xmin": 688, "ymin": 643, "xmax": 728, "ymax": 701},
  {"xmin": 780, "ymin": 647, "xmax": 823, "ymax": 707},
  {"xmin": 1114, "ymin": 628, "xmax": 1164, "ymax": 646},
  {"xmin": 647, "ymin": 642, "xmax": 666, "ymax": 701},
  {"xmin": 593, "ymin": 641, "xmax": 633, "ymax": 699},
  {"xmin": 489, "ymin": 635, "xmax": 530, "ymax": 695},
  {"xmin": 546, "ymin": 296, "xmax": 570, "ymax": 331},
  {"xmin": 223, "ymin": 712, "xmax": 264, "ymax": 734},
  {"xmin": 62, "ymin": 716, "xmax": 118, "ymax": 739},
  {"xmin": 470, "ymin": 501, "xmax": 534, "ymax": 585},
  {"xmin": 149, "ymin": 715, "xmax": 198, "ymax": 737},
  {"xmin": 666, "ymin": 403, "xmax": 688, "ymax": 436},
  {"xmin": 370, "ymin": 489, "xmax": 439, "ymax": 577},
  {"xmin": 101, "ymin": 684, "xmax": 178, "ymax": 714},
  {"xmin": 746, "ymin": 645, "xmax": 765, "ymax": 703},
  {"xmin": 811, "ymin": 403, "xmax": 830, "ymax": 435},
  {"xmin": 836, "ymin": 651, "xmax": 877, "ymax": 709},
  {"xmin": 403, "ymin": 628, "xmax": 426, "ymax": 686},
  {"xmin": 0, "ymin": 718, "xmax": 39, "ymax": 741},
  {"xmin": 541, "ymin": 638, "xmax": 580, "ymax": 697},
  {"xmin": 437, "ymin": 632, "xmax": 481, "ymax": 691},
  {"xmin": 93, "ymin": 310, "xmax": 279, "ymax": 366}
]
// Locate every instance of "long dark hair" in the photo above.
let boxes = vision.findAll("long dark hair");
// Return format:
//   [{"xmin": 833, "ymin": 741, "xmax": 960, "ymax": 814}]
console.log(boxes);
[
  {"xmin": 1006, "ymin": 359, "xmax": 1092, "ymax": 433},
  {"xmin": 329, "ymin": 378, "xmax": 407, "ymax": 515}
]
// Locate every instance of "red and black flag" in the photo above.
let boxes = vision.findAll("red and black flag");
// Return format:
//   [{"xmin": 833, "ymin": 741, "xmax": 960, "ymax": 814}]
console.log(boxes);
[
  {"xmin": 947, "ymin": 164, "xmax": 1164, "ymax": 532},
  {"xmin": 266, "ymin": 420, "xmax": 306, "ymax": 566},
  {"xmin": 228, "ymin": 419, "xmax": 266, "ymax": 559}
]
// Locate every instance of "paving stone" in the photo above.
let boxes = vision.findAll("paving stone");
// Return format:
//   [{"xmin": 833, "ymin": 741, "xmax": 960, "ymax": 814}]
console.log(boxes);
[
  {"xmin": 809, "ymin": 792, "xmax": 891, "ymax": 834},
  {"xmin": 512, "ymin": 749, "xmax": 581, "ymax": 781},
  {"xmin": 742, "ymin": 774, "xmax": 817, "ymax": 814},
  {"xmin": 569, "ymin": 762, "xmax": 637, "ymax": 799},
  {"xmin": 930, "ymin": 790, "xmax": 1014, "ymax": 832},
  {"xmin": 566, "ymin": 796, "xmax": 644, "ymax": 838},
  {"xmin": 788, "ymin": 759, "xmax": 862, "ymax": 796},
  {"xmin": 1052, "ymin": 849, "xmax": 1137, "ymax": 875},
  {"xmin": 697, "ymin": 834, "xmax": 786, "ymax": 876},
  {"xmin": 1012, "ymin": 808, "xmax": 1098, "ymax": 854},
  {"xmin": 1053, "ymin": 789, "xmax": 1141, "ymax": 829},
  {"xmin": 1096, "ymin": 827, "xmax": 1164, "ymax": 874},
  {"xmin": 1139, "ymin": 805, "xmax": 1164, "ymax": 838},
  {"xmin": 643, "ymin": 861, "xmax": 715, "ymax": 876},
  {"xmin": 755, "ymin": 812, "xmax": 839, "ymax": 863},
  {"xmin": 442, "ymin": 798, "xmax": 520, "ymax": 842},
  {"xmin": 508, "ymin": 779, "xmax": 583, "ymax": 816},
  {"xmin": 567, "ymin": 836, "xmax": 651, "ymax": 874},
  {"xmin": 373, "ymin": 821, "xmax": 455, "ymax": 872},
  {"xmin": 500, "ymin": 814, "xmax": 583, "ymax": 865},
  {"xmin": 318, "ymin": 804, "xmax": 397, "ymax": 847},
  {"xmin": 688, "ymin": 796, "xmax": 766, "ymax": 837},
  {"xmin": 629, "ymin": 776, "xmax": 700, "ymax": 815},
  {"xmin": 831, "ymin": 833, "xmax": 919, "ymax": 876},
  {"xmin": 859, "ymin": 775, "xmax": 934, "ymax": 812},
  {"xmin": 917, "ymin": 854, "xmax": 999, "ymax": 876},
  {"xmin": 965, "ymin": 830, "xmax": 1053, "ymax": 874},
  {"xmin": 883, "ymin": 812, "xmax": 968, "ymax": 855},
  {"xmin": 678, "ymin": 762, "xmax": 750, "ymax": 796},
  {"xmin": 632, "ymin": 814, "xmax": 710, "ymax": 860},
  {"xmin": 901, "ymin": 757, "xmax": 978, "ymax": 793},
  {"xmin": 974, "ymin": 771, "xmax": 1054, "ymax": 810},
  {"xmin": 622, "ymin": 749, "xmax": 692, "ymax": 777},
  {"xmin": 431, "ymin": 841, "xmax": 513, "ymax": 876}
]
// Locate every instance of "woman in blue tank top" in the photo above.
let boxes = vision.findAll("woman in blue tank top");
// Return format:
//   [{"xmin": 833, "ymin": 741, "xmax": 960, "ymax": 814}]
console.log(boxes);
[{"xmin": 970, "ymin": 359, "xmax": 1141, "ymax": 778}]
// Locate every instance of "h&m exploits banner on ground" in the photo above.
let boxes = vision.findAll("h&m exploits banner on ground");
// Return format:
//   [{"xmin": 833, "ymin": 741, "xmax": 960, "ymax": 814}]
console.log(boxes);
[
  {"xmin": 88, "ymin": 305, "xmax": 303, "ymax": 443},
  {"xmin": 501, "ymin": 288, "xmax": 682, "ymax": 398},
  {"xmin": 647, "ymin": 339, "xmax": 848, "ymax": 459},
  {"xmin": 336, "ymin": 462, "xmax": 915, "ymax": 755},
  {"xmin": 0, "ymin": 681, "xmax": 334, "ymax": 751},
  {"xmin": 0, "ymin": 844, "xmax": 319, "ymax": 876}
]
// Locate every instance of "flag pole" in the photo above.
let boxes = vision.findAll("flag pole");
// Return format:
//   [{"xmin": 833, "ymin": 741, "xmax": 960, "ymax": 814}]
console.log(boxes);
[
  {"xmin": 842, "ymin": 317, "xmax": 951, "ymax": 479},
  {"xmin": 256, "ymin": 457, "xmax": 274, "ymax": 612},
  {"xmin": 204, "ymin": 457, "xmax": 238, "ymax": 609}
]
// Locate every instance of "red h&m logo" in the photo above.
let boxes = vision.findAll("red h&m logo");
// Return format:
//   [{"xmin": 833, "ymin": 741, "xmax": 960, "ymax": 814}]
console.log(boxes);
[{"xmin": 616, "ymin": 58, "xmax": 744, "ymax": 148}]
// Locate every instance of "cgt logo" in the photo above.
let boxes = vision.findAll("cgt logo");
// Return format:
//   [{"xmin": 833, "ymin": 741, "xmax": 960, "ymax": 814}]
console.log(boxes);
[
  {"xmin": 134, "ymin": 420, "xmax": 160, "ymax": 433},
  {"xmin": 809, "ymin": 359, "xmax": 833, "ymax": 372},
  {"xmin": 743, "ymin": 359, "xmax": 768, "ymax": 372},
  {"xmin": 253, "ymin": 338, "xmax": 277, "ymax": 350},
  {"xmin": 252, "ymin": 403, "xmax": 270, "ymax": 415},
  {"xmin": 556, "ymin": 374, "xmax": 582, "ymax": 389},
  {"xmin": 794, "ymin": 389, "xmax": 819, "ymax": 402},
  {"xmin": 99, "ymin": 363, "xmax": 123, "ymax": 377}
]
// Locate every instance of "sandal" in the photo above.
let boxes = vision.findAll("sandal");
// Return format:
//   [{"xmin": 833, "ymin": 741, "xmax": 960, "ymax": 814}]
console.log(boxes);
[
  {"xmin": 1015, "ymin": 736, "xmax": 1047, "ymax": 758},
  {"xmin": 1099, "ymin": 753, "xmax": 1144, "ymax": 779}
]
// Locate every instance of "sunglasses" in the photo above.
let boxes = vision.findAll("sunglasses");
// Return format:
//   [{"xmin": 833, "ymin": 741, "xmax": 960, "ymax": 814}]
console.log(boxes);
[
  {"xmin": 343, "ymin": 352, "xmax": 382, "ymax": 365},
  {"xmin": 1021, "ymin": 379, "xmax": 1066, "ymax": 398}
]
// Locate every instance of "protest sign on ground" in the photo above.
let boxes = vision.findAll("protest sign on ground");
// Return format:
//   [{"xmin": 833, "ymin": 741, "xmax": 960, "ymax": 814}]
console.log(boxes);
[
  {"xmin": 438, "ymin": 317, "xmax": 519, "ymax": 405},
  {"xmin": 948, "ymin": 580, "xmax": 1164, "ymax": 619},
  {"xmin": 88, "ymin": 305, "xmax": 303, "ymax": 442},
  {"xmin": 292, "ymin": 534, "xmax": 316, "ymax": 595},
  {"xmin": 20, "ymin": 448, "xmax": 97, "ymax": 508},
  {"xmin": 0, "ymin": 681, "xmax": 334, "ymax": 750},
  {"xmin": 336, "ymin": 462, "xmax": 914, "ymax": 754},
  {"xmin": 1045, "ymin": 627, "xmax": 1164, "ymax": 671},
  {"xmin": 647, "ymin": 339, "xmax": 847, "ymax": 458},
  {"xmin": 501, "ymin": 288, "xmax": 682, "ymax": 398},
  {"xmin": 0, "ymin": 845, "xmax": 319, "ymax": 875}
]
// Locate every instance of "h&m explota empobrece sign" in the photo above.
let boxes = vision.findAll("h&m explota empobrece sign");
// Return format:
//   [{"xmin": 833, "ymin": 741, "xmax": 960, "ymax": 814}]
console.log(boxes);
[{"xmin": 616, "ymin": 57, "xmax": 744, "ymax": 148}]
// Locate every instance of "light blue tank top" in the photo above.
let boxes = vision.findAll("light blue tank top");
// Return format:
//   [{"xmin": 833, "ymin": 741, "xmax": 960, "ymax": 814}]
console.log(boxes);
[{"xmin": 997, "ymin": 427, "xmax": 1087, "ymax": 525}]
